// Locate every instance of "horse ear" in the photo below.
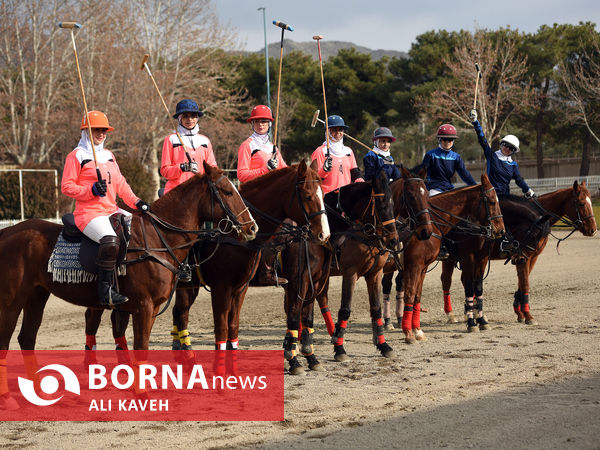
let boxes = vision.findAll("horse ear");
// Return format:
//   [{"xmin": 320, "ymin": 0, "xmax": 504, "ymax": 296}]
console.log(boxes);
[
  {"xmin": 400, "ymin": 165, "xmax": 410, "ymax": 179},
  {"xmin": 298, "ymin": 159, "xmax": 307, "ymax": 177},
  {"xmin": 481, "ymin": 173, "xmax": 489, "ymax": 186},
  {"xmin": 309, "ymin": 159, "xmax": 318, "ymax": 172},
  {"xmin": 573, "ymin": 180, "xmax": 579, "ymax": 190},
  {"xmin": 204, "ymin": 161, "xmax": 221, "ymax": 181}
]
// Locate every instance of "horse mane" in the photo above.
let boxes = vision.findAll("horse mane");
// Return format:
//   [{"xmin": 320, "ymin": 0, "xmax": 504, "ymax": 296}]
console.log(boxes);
[{"xmin": 239, "ymin": 165, "xmax": 297, "ymax": 195}]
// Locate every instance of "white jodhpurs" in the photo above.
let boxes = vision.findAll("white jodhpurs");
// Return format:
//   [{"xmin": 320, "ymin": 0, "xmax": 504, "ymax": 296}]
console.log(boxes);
[
  {"xmin": 428, "ymin": 189, "xmax": 443, "ymax": 197},
  {"xmin": 82, "ymin": 208, "xmax": 132, "ymax": 243}
]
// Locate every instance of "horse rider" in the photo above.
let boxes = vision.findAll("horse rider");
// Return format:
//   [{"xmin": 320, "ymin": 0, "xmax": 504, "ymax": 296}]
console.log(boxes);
[
  {"xmin": 363, "ymin": 127, "xmax": 401, "ymax": 183},
  {"xmin": 237, "ymin": 104, "xmax": 288, "ymax": 286},
  {"xmin": 413, "ymin": 123, "xmax": 477, "ymax": 259},
  {"xmin": 237, "ymin": 104, "xmax": 287, "ymax": 183},
  {"xmin": 61, "ymin": 111, "xmax": 149, "ymax": 306},
  {"xmin": 160, "ymin": 99, "xmax": 217, "ymax": 194},
  {"xmin": 469, "ymin": 108, "xmax": 534, "ymax": 198},
  {"xmin": 311, "ymin": 114, "xmax": 364, "ymax": 194}
]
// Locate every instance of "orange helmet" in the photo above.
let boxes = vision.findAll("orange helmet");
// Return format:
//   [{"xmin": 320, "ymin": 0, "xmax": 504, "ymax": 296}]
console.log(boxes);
[
  {"xmin": 247, "ymin": 105, "xmax": 274, "ymax": 123},
  {"xmin": 80, "ymin": 111, "xmax": 114, "ymax": 131}
]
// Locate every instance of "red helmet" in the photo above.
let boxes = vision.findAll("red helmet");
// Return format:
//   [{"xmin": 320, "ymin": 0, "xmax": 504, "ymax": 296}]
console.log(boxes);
[
  {"xmin": 247, "ymin": 105, "xmax": 274, "ymax": 123},
  {"xmin": 436, "ymin": 124, "xmax": 458, "ymax": 139}
]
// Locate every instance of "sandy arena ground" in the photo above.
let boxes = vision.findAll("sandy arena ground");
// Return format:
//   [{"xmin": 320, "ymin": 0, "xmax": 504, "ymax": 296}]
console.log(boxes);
[{"xmin": 1, "ymin": 230, "xmax": 599, "ymax": 449}]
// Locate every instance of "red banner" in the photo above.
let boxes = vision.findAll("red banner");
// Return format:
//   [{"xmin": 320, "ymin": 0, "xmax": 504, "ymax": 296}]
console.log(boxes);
[{"xmin": 0, "ymin": 350, "xmax": 283, "ymax": 421}]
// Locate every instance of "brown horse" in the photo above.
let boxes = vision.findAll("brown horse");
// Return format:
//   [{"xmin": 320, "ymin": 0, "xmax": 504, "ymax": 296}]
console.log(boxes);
[
  {"xmin": 440, "ymin": 180, "xmax": 597, "ymax": 327},
  {"xmin": 280, "ymin": 168, "xmax": 433, "ymax": 372},
  {"xmin": 83, "ymin": 161, "xmax": 330, "ymax": 354},
  {"xmin": 382, "ymin": 174, "xmax": 506, "ymax": 343},
  {"xmin": 0, "ymin": 163, "xmax": 257, "ymax": 355}
]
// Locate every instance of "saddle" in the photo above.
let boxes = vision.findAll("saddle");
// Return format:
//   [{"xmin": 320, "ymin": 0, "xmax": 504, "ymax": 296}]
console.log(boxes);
[{"xmin": 61, "ymin": 213, "xmax": 130, "ymax": 274}]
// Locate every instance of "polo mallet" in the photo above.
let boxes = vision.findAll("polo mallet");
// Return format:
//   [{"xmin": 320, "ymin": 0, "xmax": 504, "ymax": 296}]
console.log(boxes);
[
  {"xmin": 139, "ymin": 54, "xmax": 192, "ymax": 164},
  {"xmin": 311, "ymin": 110, "xmax": 371, "ymax": 152},
  {"xmin": 473, "ymin": 63, "xmax": 482, "ymax": 109},
  {"xmin": 58, "ymin": 21, "xmax": 102, "ymax": 182},
  {"xmin": 272, "ymin": 20, "xmax": 294, "ymax": 158},
  {"xmin": 313, "ymin": 35, "xmax": 330, "ymax": 156}
]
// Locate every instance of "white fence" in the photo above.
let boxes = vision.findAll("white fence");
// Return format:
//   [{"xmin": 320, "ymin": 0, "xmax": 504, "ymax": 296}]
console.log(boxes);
[{"xmin": 456, "ymin": 175, "xmax": 600, "ymax": 196}]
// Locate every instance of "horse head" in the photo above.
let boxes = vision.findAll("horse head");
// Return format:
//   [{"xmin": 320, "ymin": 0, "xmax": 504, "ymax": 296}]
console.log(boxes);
[
  {"xmin": 569, "ymin": 180, "xmax": 597, "ymax": 237},
  {"xmin": 202, "ymin": 162, "xmax": 258, "ymax": 241},
  {"xmin": 370, "ymin": 169, "xmax": 399, "ymax": 245},
  {"xmin": 394, "ymin": 166, "xmax": 433, "ymax": 240},
  {"xmin": 480, "ymin": 173, "xmax": 505, "ymax": 239},
  {"xmin": 289, "ymin": 160, "xmax": 330, "ymax": 244}
]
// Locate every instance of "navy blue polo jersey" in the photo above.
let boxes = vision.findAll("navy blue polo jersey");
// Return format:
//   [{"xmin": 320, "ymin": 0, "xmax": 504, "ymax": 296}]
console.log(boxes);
[
  {"xmin": 472, "ymin": 120, "xmax": 530, "ymax": 195},
  {"xmin": 413, "ymin": 147, "xmax": 476, "ymax": 192},
  {"xmin": 363, "ymin": 150, "xmax": 401, "ymax": 182}
]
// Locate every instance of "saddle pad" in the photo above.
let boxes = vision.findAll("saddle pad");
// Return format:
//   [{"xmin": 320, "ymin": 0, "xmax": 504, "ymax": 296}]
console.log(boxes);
[{"xmin": 47, "ymin": 233, "xmax": 96, "ymax": 283}]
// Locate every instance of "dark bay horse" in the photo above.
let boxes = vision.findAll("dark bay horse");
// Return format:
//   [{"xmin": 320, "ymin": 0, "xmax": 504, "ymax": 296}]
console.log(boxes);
[
  {"xmin": 382, "ymin": 174, "xmax": 506, "ymax": 343},
  {"xmin": 280, "ymin": 169, "xmax": 431, "ymax": 373},
  {"xmin": 83, "ymin": 161, "xmax": 330, "ymax": 354},
  {"xmin": 440, "ymin": 180, "xmax": 597, "ymax": 327},
  {"xmin": 0, "ymin": 163, "xmax": 257, "ymax": 355}
]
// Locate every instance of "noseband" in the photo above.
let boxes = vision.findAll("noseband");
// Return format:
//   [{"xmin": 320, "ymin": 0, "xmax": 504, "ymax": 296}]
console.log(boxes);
[{"xmin": 209, "ymin": 175, "xmax": 256, "ymax": 235}]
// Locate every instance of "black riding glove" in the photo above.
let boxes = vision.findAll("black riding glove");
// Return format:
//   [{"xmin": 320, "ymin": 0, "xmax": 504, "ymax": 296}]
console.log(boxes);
[
  {"xmin": 323, "ymin": 156, "xmax": 333, "ymax": 172},
  {"xmin": 267, "ymin": 156, "xmax": 279, "ymax": 170},
  {"xmin": 91, "ymin": 179, "xmax": 107, "ymax": 197}
]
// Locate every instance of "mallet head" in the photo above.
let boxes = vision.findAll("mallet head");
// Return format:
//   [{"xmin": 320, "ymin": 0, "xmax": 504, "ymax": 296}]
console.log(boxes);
[
  {"xmin": 273, "ymin": 20, "xmax": 294, "ymax": 31},
  {"xmin": 311, "ymin": 110, "xmax": 321, "ymax": 127},
  {"xmin": 312, "ymin": 35, "xmax": 324, "ymax": 40},
  {"xmin": 58, "ymin": 22, "xmax": 82, "ymax": 29},
  {"xmin": 140, "ymin": 54, "xmax": 149, "ymax": 70}
]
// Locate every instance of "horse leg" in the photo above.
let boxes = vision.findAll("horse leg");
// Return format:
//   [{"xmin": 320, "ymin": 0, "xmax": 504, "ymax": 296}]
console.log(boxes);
[
  {"xmin": 516, "ymin": 256, "xmax": 537, "ymax": 325},
  {"xmin": 17, "ymin": 287, "xmax": 50, "ymax": 351},
  {"xmin": 283, "ymin": 280, "xmax": 304, "ymax": 375},
  {"xmin": 173, "ymin": 286, "xmax": 198, "ymax": 351},
  {"xmin": 84, "ymin": 308, "xmax": 104, "ymax": 352},
  {"xmin": 0, "ymin": 300, "xmax": 24, "ymax": 408},
  {"xmin": 331, "ymin": 273, "xmax": 355, "ymax": 362},
  {"xmin": 410, "ymin": 272, "xmax": 429, "ymax": 341},
  {"xmin": 366, "ymin": 269, "xmax": 394, "ymax": 357},
  {"xmin": 210, "ymin": 284, "xmax": 233, "ymax": 376},
  {"xmin": 459, "ymin": 257, "xmax": 479, "ymax": 332},
  {"xmin": 473, "ymin": 258, "xmax": 491, "ymax": 331},
  {"xmin": 401, "ymin": 266, "xmax": 420, "ymax": 344},
  {"xmin": 301, "ymin": 300, "xmax": 323, "ymax": 371},
  {"xmin": 381, "ymin": 270, "xmax": 394, "ymax": 330},
  {"xmin": 441, "ymin": 260, "xmax": 458, "ymax": 323}
]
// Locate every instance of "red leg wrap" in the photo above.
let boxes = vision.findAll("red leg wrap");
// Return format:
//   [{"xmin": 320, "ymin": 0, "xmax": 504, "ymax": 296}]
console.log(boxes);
[
  {"xmin": 85, "ymin": 335, "xmax": 96, "ymax": 350},
  {"xmin": 376, "ymin": 318, "xmax": 385, "ymax": 344},
  {"xmin": 412, "ymin": 303, "xmax": 421, "ymax": 329},
  {"xmin": 443, "ymin": 292, "xmax": 452, "ymax": 313},
  {"xmin": 321, "ymin": 307, "xmax": 335, "ymax": 336},
  {"xmin": 402, "ymin": 307, "xmax": 413, "ymax": 332},
  {"xmin": 335, "ymin": 320, "xmax": 348, "ymax": 345},
  {"xmin": 114, "ymin": 336, "xmax": 128, "ymax": 351}
]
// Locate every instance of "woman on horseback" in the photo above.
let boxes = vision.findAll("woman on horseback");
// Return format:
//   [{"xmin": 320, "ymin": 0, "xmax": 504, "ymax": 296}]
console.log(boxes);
[
  {"xmin": 237, "ymin": 104, "xmax": 287, "ymax": 183},
  {"xmin": 237, "ymin": 104, "xmax": 289, "ymax": 286},
  {"xmin": 160, "ymin": 99, "xmax": 217, "ymax": 194},
  {"xmin": 469, "ymin": 109, "xmax": 534, "ymax": 197},
  {"xmin": 311, "ymin": 114, "xmax": 364, "ymax": 194},
  {"xmin": 61, "ymin": 111, "xmax": 149, "ymax": 306},
  {"xmin": 363, "ymin": 127, "xmax": 401, "ymax": 182}
]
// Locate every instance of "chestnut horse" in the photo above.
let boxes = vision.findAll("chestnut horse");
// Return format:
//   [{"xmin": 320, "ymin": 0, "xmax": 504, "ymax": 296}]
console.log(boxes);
[
  {"xmin": 382, "ymin": 174, "xmax": 506, "ymax": 343},
  {"xmin": 83, "ymin": 161, "xmax": 330, "ymax": 354},
  {"xmin": 281, "ymin": 167, "xmax": 434, "ymax": 373},
  {"xmin": 440, "ymin": 180, "xmax": 597, "ymax": 326},
  {"xmin": 0, "ymin": 163, "xmax": 257, "ymax": 355}
]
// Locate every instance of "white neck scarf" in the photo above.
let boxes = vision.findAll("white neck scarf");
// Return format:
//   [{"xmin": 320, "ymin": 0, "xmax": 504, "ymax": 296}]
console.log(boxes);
[
  {"xmin": 249, "ymin": 131, "xmax": 273, "ymax": 154},
  {"xmin": 76, "ymin": 130, "xmax": 104, "ymax": 154},
  {"xmin": 322, "ymin": 132, "xmax": 347, "ymax": 157},
  {"xmin": 372, "ymin": 142, "xmax": 391, "ymax": 158},
  {"xmin": 495, "ymin": 149, "xmax": 512, "ymax": 162}
]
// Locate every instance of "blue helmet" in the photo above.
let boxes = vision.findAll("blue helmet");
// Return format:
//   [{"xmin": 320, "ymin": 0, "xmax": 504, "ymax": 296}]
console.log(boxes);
[
  {"xmin": 327, "ymin": 115, "xmax": 348, "ymax": 130},
  {"xmin": 173, "ymin": 99, "xmax": 203, "ymax": 118}
]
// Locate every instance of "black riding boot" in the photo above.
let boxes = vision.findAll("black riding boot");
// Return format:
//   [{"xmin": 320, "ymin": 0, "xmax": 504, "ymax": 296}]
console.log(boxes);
[
  {"xmin": 97, "ymin": 236, "xmax": 128, "ymax": 306},
  {"xmin": 256, "ymin": 249, "xmax": 287, "ymax": 286}
]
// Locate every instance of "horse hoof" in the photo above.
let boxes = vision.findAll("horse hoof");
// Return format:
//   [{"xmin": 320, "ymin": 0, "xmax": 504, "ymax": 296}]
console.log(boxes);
[
  {"xmin": 414, "ymin": 329, "xmax": 427, "ymax": 341},
  {"xmin": 404, "ymin": 336, "xmax": 417, "ymax": 344},
  {"xmin": 305, "ymin": 354, "xmax": 324, "ymax": 371},
  {"xmin": 287, "ymin": 357, "xmax": 305, "ymax": 375},
  {"xmin": 0, "ymin": 393, "xmax": 19, "ymax": 411},
  {"xmin": 467, "ymin": 326, "xmax": 479, "ymax": 333},
  {"xmin": 333, "ymin": 346, "xmax": 349, "ymax": 362},
  {"xmin": 446, "ymin": 313, "xmax": 459, "ymax": 324},
  {"xmin": 377, "ymin": 343, "xmax": 395, "ymax": 358},
  {"xmin": 384, "ymin": 323, "xmax": 395, "ymax": 331},
  {"xmin": 525, "ymin": 319, "xmax": 538, "ymax": 325},
  {"xmin": 172, "ymin": 341, "xmax": 182, "ymax": 350},
  {"xmin": 479, "ymin": 323, "xmax": 491, "ymax": 331}
]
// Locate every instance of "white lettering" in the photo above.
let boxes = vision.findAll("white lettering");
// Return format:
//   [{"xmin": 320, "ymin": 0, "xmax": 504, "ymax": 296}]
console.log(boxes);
[
  {"xmin": 226, "ymin": 375, "xmax": 238, "ymax": 389},
  {"xmin": 237, "ymin": 376, "xmax": 256, "ymax": 389},
  {"xmin": 258, "ymin": 375, "xmax": 267, "ymax": 389},
  {"xmin": 162, "ymin": 365, "xmax": 182, "ymax": 389},
  {"xmin": 111, "ymin": 364, "xmax": 134, "ymax": 389},
  {"xmin": 139, "ymin": 364, "xmax": 157, "ymax": 389},
  {"xmin": 187, "ymin": 365, "xmax": 209, "ymax": 389},
  {"xmin": 89, "ymin": 365, "xmax": 107, "ymax": 389},
  {"xmin": 118, "ymin": 399, "xmax": 169, "ymax": 412}
]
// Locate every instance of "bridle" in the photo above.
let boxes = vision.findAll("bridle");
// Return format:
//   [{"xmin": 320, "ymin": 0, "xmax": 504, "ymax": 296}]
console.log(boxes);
[
  {"xmin": 208, "ymin": 175, "xmax": 256, "ymax": 236},
  {"xmin": 397, "ymin": 177, "xmax": 433, "ymax": 233}
]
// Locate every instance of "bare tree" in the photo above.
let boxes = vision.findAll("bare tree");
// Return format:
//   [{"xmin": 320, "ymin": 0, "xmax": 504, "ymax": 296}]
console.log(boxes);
[{"xmin": 417, "ymin": 29, "xmax": 533, "ymax": 153}]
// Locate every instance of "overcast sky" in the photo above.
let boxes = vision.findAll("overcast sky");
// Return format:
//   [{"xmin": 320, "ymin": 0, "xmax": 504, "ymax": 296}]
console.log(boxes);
[{"xmin": 215, "ymin": 0, "xmax": 600, "ymax": 52}]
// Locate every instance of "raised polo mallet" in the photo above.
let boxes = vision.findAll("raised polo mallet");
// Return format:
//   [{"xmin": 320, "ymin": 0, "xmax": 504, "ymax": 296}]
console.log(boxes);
[
  {"xmin": 58, "ymin": 21, "xmax": 102, "ymax": 182},
  {"xmin": 271, "ymin": 20, "xmax": 294, "ymax": 157},
  {"xmin": 311, "ymin": 110, "xmax": 371, "ymax": 152},
  {"xmin": 139, "ymin": 54, "xmax": 192, "ymax": 164},
  {"xmin": 473, "ymin": 63, "xmax": 482, "ymax": 109},
  {"xmin": 313, "ymin": 35, "xmax": 330, "ymax": 156}
]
